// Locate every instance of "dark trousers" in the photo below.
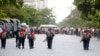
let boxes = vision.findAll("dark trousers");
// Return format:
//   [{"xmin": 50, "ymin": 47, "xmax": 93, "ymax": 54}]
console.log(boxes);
[
  {"xmin": 19, "ymin": 38, "xmax": 25, "ymax": 48},
  {"xmin": 1, "ymin": 38, "xmax": 6, "ymax": 48},
  {"xmin": 16, "ymin": 37, "xmax": 19, "ymax": 47},
  {"xmin": 47, "ymin": 38, "xmax": 53, "ymax": 49},
  {"xmin": 28, "ymin": 38, "xmax": 34, "ymax": 48},
  {"xmin": 83, "ymin": 39, "xmax": 90, "ymax": 50}
]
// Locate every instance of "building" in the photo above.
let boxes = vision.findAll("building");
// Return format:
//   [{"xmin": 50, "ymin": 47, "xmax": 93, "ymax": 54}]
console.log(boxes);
[{"xmin": 24, "ymin": 0, "xmax": 48, "ymax": 9}]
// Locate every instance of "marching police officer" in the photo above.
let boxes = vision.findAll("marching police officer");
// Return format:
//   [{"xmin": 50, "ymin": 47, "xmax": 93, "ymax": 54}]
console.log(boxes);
[
  {"xmin": 81, "ymin": 30, "xmax": 91, "ymax": 50},
  {"xmin": 44, "ymin": 28, "xmax": 55, "ymax": 49},
  {"xmin": 0, "ymin": 28, "xmax": 7, "ymax": 49},
  {"xmin": 15, "ymin": 28, "xmax": 20, "ymax": 48},
  {"xmin": 27, "ymin": 26, "xmax": 35, "ymax": 49},
  {"xmin": 18, "ymin": 26, "xmax": 26, "ymax": 49}
]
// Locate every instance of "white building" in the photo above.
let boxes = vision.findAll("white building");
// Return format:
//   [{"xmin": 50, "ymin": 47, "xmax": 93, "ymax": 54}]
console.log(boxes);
[{"xmin": 24, "ymin": 0, "xmax": 48, "ymax": 9}]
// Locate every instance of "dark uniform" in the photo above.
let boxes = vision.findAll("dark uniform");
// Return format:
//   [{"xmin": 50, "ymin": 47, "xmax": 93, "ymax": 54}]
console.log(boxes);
[
  {"xmin": 28, "ymin": 28, "xmax": 35, "ymax": 49},
  {"xmin": 18, "ymin": 28, "xmax": 26, "ymax": 49},
  {"xmin": 0, "ymin": 29, "xmax": 7, "ymax": 49},
  {"xmin": 15, "ymin": 29, "xmax": 19, "ymax": 48},
  {"xmin": 81, "ymin": 30, "xmax": 91, "ymax": 50},
  {"xmin": 46, "ymin": 28, "xmax": 55, "ymax": 49}
]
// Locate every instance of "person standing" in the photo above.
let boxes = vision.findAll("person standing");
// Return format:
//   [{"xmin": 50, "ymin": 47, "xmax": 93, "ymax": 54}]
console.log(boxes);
[
  {"xmin": 15, "ymin": 28, "xmax": 19, "ymax": 48},
  {"xmin": 0, "ymin": 28, "xmax": 7, "ymax": 49},
  {"xmin": 18, "ymin": 26, "xmax": 26, "ymax": 49},
  {"xmin": 44, "ymin": 28, "xmax": 55, "ymax": 49},
  {"xmin": 28, "ymin": 27, "xmax": 35, "ymax": 49},
  {"xmin": 96, "ymin": 29, "xmax": 100, "ymax": 40},
  {"xmin": 81, "ymin": 30, "xmax": 91, "ymax": 50}
]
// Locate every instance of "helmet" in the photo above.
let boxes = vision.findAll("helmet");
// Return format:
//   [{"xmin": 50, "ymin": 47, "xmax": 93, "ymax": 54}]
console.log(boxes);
[{"xmin": 21, "ymin": 23, "xmax": 27, "ymax": 26}]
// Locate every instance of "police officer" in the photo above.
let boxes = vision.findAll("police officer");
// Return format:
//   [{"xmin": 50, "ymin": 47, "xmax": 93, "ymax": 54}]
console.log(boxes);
[
  {"xmin": 45, "ymin": 28, "xmax": 55, "ymax": 49},
  {"xmin": 15, "ymin": 28, "xmax": 19, "ymax": 48},
  {"xmin": 28, "ymin": 26, "xmax": 35, "ymax": 49},
  {"xmin": 81, "ymin": 30, "xmax": 91, "ymax": 50},
  {"xmin": 0, "ymin": 28, "xmax": 7, "ymax": 49},
  {"xmin": 18, "ymin": 26, "xmax": 26, "ymax": 49}
]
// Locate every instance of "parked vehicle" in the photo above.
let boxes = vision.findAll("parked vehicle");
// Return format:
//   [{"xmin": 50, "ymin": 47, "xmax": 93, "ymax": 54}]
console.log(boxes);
[
  {"xmin": 0, "ymin": 18, "xmax": 20, "ymax": 38},
  {"xmin": 39, "ymin": 24, "xmax": 60, "ymax": 34}
]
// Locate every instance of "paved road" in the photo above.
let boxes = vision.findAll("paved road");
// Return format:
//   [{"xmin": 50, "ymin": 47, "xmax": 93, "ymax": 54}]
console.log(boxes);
[{"xmin": 0, "ymin": 34, "xmax": 100, "ymax": 56}]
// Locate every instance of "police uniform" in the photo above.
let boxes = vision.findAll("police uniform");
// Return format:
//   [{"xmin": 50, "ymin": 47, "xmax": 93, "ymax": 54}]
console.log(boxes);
[
  {"xmin": 81, "ymin": 30, "xmax": 91, "ymax": 50},
  {"xmin": 46, "ymin": 28, "xmax": 55, "ymax": 49},
  {"xmin": 15, "ymin": 28, "xmax": 19, "ymax": 48},
  {"xmin": 27, "ymin": 27, "xmax": 35, "ymax": 49},
  {"xmin": 18, "ymin": 27, "xmax": 26, "ymax": 49},
  {"xmin": 0, "ymin": 29, "xmax": 7, "ymax": 49}
]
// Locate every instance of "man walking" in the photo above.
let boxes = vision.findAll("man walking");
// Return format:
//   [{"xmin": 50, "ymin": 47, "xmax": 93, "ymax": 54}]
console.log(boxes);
[
  {"xmin": 0, "ymin": 28, "xmax": 7, "ymax": 49},
  {"xmin": 45, "ymin": 28, "xmax": 55, "ymax": 49},
  {"xmin": 18, "ymin": 26, "xmax": 26, "ymax": 49},
  {"xmin": 81, "ymin": 29, "xmax": 91, "ymax": 50},
  {"xmin": 27, "ymin": 27, "xmax": 35, "ymax": 49}
]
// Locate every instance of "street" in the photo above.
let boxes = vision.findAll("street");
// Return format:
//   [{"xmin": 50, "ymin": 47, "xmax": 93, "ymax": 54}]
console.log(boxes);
[{"xmin": 0, "ymin": 34, "xmax": 100, "ymax": 56}]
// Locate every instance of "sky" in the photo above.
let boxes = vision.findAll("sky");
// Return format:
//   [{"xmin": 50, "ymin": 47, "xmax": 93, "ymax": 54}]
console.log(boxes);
[{"xmin": 48, "ymin": 0, "xmax": 75, "ymax": 23}]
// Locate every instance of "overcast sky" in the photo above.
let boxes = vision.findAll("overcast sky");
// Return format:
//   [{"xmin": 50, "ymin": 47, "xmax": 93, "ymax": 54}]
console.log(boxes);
[{"xmin": 48, "ymin": 0, "xmax": 75, "ymax": 23}]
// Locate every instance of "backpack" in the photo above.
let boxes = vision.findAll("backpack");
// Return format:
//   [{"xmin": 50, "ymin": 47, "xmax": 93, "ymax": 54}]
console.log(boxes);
[
  {"xmin": 46, "ymin": 31, "xmax": 54, "ymax": 37},
  {"xmin": 0, "ymin": 27, "xmax": 3, "ymax": 34},
  {"xmin": 18, "ymin": 29, "xmax": 25, "ymax": 37},
  {"xmin": 83, "ymin": 33, "xmax": 91, "ymax": 39},
  {"xmin": 0, "ymin": 29, "xmax": 6, "ymax": 38},
  {"xmin": 29, "ymin": 31, "xmax": 35, "ymax": 38}
]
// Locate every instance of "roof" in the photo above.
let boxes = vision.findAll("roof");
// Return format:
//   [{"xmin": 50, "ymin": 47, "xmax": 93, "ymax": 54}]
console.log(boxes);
[
  {"xmin": 0, "ymin": 19, "xmax": 10, "ymax": 23},
  {"xmin": 40, "ymin": 24, "xmax": 57, "ymax": 28}
]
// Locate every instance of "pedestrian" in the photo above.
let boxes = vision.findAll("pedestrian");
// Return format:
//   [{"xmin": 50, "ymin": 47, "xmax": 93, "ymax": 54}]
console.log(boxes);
[
  {"xmin": 44, "ymin": 28, "xmax": 55, "ymax": 49},
  {"xmin": 18, "ymin": 26, "xmax": 26, "ymax": 49},
  {"xmin": 27, "ymin": 27, "xmax": 35, "ymax": 49},
  {"xmin": 14, "ymin": 28, "xmax": 19, "ymax": 48},
  {"xmin": 81, "ymin": 30, "xmax": 91, "ymax": 50},
  {"xmin": 0, "ymin": 28, "xmax": 7, "ymax": 49},
  {"xmin": 96, "ymin": 29, "xmax": 100, "ymax": 40}
]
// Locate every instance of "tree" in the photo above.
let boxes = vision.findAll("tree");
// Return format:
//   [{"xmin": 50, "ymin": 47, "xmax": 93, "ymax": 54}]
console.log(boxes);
[
  {"xmin": 20, "ymin": 6, "xmax": 55, "ymax": 26},
  {"xmin": 0, "ymin": 0, "xmax": 55, "ymax": 26},
  {"xmin": 0, "ymin": 10, "xmax": 7, "ymax": 18},
  {"xmin": 0, "ymin": 0, "xmax": 24, "ymax": 8},
  {"xmin": 0, "ymin": 0, "xmax": 24, "ymax": 19},
  {"xmin": 74, "ymin": 0, "xmax": 100, "ymax": 28},
  {"xmin": 58, "ymin": 8, "xmax": 82, "ymax": 27}
]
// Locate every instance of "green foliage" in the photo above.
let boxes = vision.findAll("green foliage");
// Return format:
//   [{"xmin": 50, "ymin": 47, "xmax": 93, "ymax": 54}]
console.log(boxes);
[
  {"xmin": 22, "ymin": 6, "xmax": 55, "ymax": 26},
  {"xmin": 0, "ymin": 10, "xmax": 7, "ymax": 18},
  {"xmin": 38, "ymin": 8, "xmax": 53, "ymax": 24},
  {"xmin": 0, "ymin": 0, "xmax": 24, "ymax": 8},
  {"xmin": 0, "ymin": 6, "xmax": 25, "ymax": 20},
  {"xmin": 74, "ymin": 0, "xmax": 100, "ymax": 28},
  {"xmin": 58, "ymin": 8, "xmax": 83, "ymax": 27},
  {"xmin": 0, "ymin": 0, "xmax": 55, "ymax": 26},
  {"xmin": 59, "ymin": 17, "xmax": 85, "ymax": 27}
]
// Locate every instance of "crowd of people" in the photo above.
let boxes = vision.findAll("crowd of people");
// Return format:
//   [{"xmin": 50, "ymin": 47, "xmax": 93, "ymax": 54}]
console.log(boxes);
[
  {"xmin": 0, "ymin": 23, "xmax": 55, "ymax": 49},
  {"xmin": 60, "ymin": 27, "xmax": 100, "ymax": 50},
  {"xmin": 0, "ymin": 23, "xmax": 100, "ymax": 50},
  {"xmin": 61, "ymin": 27, "xmax": 100, "ymax": 39}
]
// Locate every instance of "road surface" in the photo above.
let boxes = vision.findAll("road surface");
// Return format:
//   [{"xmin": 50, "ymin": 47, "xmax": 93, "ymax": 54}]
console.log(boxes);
[{"xmin": 0, "ymin": 34, "xmax": 100, "ymax": 56}]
